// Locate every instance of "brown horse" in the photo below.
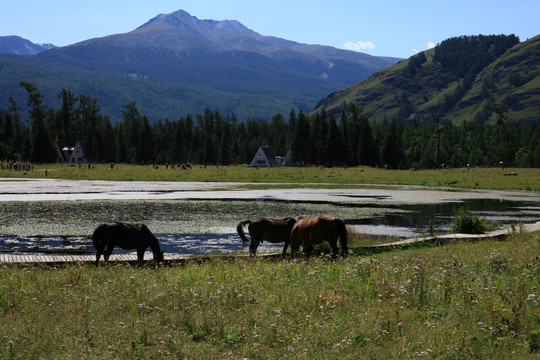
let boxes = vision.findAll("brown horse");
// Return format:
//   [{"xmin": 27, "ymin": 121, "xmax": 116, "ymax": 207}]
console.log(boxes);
[
  {"xmin": 236, "ymin": 217, "xmax": 297, "ymax": 256},
  {"xmin": 92, "ymin": 222, "xmax": 164, "ymax": 266},
  {"xmin": 290, "ymin": 214, "xmax": 348, "ymax": 258}
]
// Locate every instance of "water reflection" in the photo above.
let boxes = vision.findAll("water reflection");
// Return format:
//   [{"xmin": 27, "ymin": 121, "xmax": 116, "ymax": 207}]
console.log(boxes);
[{"xmin": 0, "ymin": 197, "xmax": 539, "ymax": 255}]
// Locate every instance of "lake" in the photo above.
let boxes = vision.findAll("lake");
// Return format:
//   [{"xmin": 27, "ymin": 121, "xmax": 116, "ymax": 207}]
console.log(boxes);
[{"xmin": 1, "ymin": 179, "xmax": 539, "ymax": 255}]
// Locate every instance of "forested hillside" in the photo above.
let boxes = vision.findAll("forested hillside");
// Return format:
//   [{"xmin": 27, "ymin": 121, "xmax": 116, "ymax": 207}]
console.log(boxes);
[
  {"xmin": 313, "ymin": 34, "xmax": 540, "ymax": 124},
  {"xmin": 1, "ymin": 83, "xmax": 539, "ymax": 168}
]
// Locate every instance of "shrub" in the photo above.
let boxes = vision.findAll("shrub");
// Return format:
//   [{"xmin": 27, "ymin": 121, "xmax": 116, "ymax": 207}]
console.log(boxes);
[{"xmin": 451, "ymin": 208, "xmax": 490, "ymax": 234}]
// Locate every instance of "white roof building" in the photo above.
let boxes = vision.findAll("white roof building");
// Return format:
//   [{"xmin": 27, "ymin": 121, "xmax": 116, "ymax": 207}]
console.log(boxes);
[{"xmin": 249, "ymin": 146, "xmax": 279, "ymax": 167}]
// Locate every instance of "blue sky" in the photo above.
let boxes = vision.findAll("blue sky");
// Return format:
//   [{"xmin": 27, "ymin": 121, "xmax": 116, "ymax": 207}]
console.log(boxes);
[{"xmin": 1, "ymin": 0, "xmax": 538, "ymax": 58}]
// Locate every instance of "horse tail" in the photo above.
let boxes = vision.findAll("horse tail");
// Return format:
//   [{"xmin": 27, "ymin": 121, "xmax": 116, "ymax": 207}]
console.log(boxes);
[
  {"xmin": 236, "ymin": 220, "xmax": 251, "ymax": 246},
  {"xmin": 337, "ymin": 218, "xmax": 348, "ymax": 256}
]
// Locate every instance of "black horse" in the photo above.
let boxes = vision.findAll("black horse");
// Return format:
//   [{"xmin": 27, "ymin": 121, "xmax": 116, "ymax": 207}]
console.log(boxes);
[
  {"xmin": 92, "ymin": 222, "xmax": 164, "ymax": 266},
  {"xmin": 236, "ymin": 217, "xmax": 297, "ymax": 256}
]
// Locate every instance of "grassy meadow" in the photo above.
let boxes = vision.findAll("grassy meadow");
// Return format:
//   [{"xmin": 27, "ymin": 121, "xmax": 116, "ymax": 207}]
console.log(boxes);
[
  {"xmin": 2, "ymin": 163, "xmax": 540, "ymax": 190},
  {"xmin": 1, "ymin": 231, "xmax": 539, "ymax": 359}
]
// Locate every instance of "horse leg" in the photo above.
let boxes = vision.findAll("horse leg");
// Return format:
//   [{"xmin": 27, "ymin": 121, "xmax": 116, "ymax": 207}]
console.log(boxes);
[
  {"xmin": 249, "ymin": 238, "xmax": 260, "ymax": 256},
  {"xmin": 290, "ymin": 228, "xmax": 299, "ymax": 258},
  {"xmin": 104, "ymin": 246, "xmax": 114, "ymax": 264},
  {"xmin": 305, "ymin": 245, "xmax": 313, "ymax": 257},
  {"xmin": 137, "ymin": 248, "xmax": 145, "ymax": 265},
  {"xmin": 329, "ymin": 239, "xmax": 339, "ymax": 259},
  {"xmin": 304, "ymin": 243, "xmax": 313, "ymax": 258},
  {"xmin": 282, "ymin": 240, "xmax": 290, "ymax": 258},
  {"xmin": 95, "ymin": 248, "xmax": 103, "ymax": 266}
]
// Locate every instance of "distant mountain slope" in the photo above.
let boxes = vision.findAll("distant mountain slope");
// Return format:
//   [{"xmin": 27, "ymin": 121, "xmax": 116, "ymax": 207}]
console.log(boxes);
[
  {"xmin": 0, "ymin": 10, "xmax": 400, "ymax": 121},
  {"xmin": 0, "ymin": 35, "xmax": 57, "ymax": 55},
  {"xmin": 313, "ymin": 34, "xmax": 540, "ymax": 124}
]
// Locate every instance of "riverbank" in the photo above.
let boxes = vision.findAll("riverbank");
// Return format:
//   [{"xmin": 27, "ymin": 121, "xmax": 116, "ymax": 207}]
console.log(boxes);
[{"xmin": 1, "ymin": 163, "xmax": 539, "ymax": 190}]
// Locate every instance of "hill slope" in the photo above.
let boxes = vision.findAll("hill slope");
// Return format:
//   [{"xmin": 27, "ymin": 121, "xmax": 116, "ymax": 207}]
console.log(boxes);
[
  {"xmin": 313, "ymin": 34, "xmax": 540, "ymax": 124},
  {"xmin": 0, "ymin": 10, "xmax": 399, "ymax": 121}
]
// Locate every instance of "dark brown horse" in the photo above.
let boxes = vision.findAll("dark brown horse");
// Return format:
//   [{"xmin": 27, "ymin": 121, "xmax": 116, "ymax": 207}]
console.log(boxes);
[
  {"xmin": 92, "ymin": 222, "xmax": 164, "ymax": 266},
  {"xmin": 236, "ymin": 217, "xmax": 297, "ymax": 256},
  {"xmin": 290, "ymin": 214, "xmax": 348, "ymax": 258}
]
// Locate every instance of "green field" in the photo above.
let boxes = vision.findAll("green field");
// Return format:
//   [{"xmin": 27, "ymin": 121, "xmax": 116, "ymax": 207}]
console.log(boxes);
[
  {"xmin": 2, "ymin": 163, "xmax": 540, "ymax": 190},
  {"xmin": 1, "ymin": 231, "xmax": 539, "ymax": 359}
]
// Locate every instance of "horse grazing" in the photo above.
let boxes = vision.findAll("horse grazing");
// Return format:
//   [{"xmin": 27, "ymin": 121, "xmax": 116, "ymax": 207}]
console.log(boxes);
[
  {"xmin": 290, "ymin": 214, "xmax": 348, "ymax": 258},
  {"xmin": 92, "ymin": 222, "xmax": 164, "ymax": 266},
  {"xmin": 236, "ymin": 217, "xmax": 297, "ymax": 256}
]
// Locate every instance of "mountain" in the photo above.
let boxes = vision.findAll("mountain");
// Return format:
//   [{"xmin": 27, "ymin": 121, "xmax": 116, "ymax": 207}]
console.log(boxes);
[
  {"xmin": 312, "ymin": 34, "xmax": 540, "ymax": 124},
  {"xmin": 0, "ymin": 10, "xmax": 400, "ymax": 121},
  {"xmin": 0, "ymin": 36, "xmax": 57, "ymax": 55}
]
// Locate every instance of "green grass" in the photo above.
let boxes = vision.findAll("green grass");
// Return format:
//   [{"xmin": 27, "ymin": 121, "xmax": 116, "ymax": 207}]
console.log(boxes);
[
  {"xmin": 2, "ymin": 163, "xmax": 540, "ymax": 190},
  {"xmin": 1, "ymin": 231, "xmax": 539, "ymax": 359}
]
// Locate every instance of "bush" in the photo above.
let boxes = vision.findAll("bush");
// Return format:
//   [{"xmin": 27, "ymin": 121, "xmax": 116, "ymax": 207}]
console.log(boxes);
[{"xmin": 451, "ymin": 208, "xmax": 490, "ymax": 234}]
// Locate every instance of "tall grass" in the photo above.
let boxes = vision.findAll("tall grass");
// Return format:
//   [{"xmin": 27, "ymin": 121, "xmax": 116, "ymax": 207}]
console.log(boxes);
[
  {"xmin": 1, "ymin": 232, "xmax": 539, "ymax": 359},
  {"xmin": 2, "ymin": 163, "xmax": 540, "ymax": 190}
]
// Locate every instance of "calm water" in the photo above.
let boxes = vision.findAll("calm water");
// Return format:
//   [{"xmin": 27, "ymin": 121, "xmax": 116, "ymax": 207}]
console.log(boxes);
[{"xmin": 1, "ymin": 196, "xmax": 539, "ymax": 255}]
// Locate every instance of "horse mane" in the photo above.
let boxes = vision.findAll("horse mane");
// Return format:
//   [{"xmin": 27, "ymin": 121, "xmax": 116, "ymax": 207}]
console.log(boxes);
[{"xmin": 236, "ymin": 220, "xmax": 251, "ymax": 246}]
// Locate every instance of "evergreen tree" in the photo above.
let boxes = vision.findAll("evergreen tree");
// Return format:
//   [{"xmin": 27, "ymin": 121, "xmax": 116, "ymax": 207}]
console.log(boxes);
[
  {"xmin": 218, "ymin": 122, "xmax": 232, "ymax": 165},
  {"xmin": 311, "ymin": 110, "xmax": 328, "ymax": 165},
  {"xmin": 139, "ymin": 116, "xmax": 155, "ymax": 164},
  {"xmin": 347, "ymin": 103, "xmax": 362, "ymax": 166},
  {"xmin": 56, "ymin": 89, "xmax": 78, "ymax": 141},
  {"xmin": 269, "ymin": 113, "xmax": 287, "ymax": 156},
  {"xmin": 290, "ymin": 110, "xmax": 311, "ymax": 164},
  {"xmin": 202, "ymin": 108, "xmax": 216, "ymax": 164},
  {"xmin": 357, "ymin": 114, "xmax": 377, "ymax": 166},
  {"xmin": 20, "ymin": 82, "xmax": 54, "ymax": 162},
  {"xmin": 172, "ymin": 119, "xmax": 186, "ymax": 163},
  {"xmin": 326, "ymin": 115, "xmax": 343, "ymax": 166},
  {"xmin": 101, "ymin": 116, "xmax": 115, "ymax": 162},
  {"xmin": 121, "ymin": 102, "xmax": 142, "ymax": 163},
  {"xmin": 491, "ymin": 104, "xmax": 513, "ymax": 165},
  {"xmin": 78, "ymin": 95, "xmax": 101, "ymax": 161},
  {"xmin": 0, "ymin": 97, "xmax": 25, "ymax": 160},
  {"xmin": 381, "ymin": 119, "xmax": 404, "ymax": 169},
  {"xmin": 288, "ymin": 108, "xmax": 297, "ymax": 147}
]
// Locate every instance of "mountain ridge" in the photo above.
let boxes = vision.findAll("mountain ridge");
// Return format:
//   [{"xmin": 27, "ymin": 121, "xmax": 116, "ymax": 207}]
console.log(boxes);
[{"xmin": 0, "ymin": 10, "xmax": 399, "ymax": 121}]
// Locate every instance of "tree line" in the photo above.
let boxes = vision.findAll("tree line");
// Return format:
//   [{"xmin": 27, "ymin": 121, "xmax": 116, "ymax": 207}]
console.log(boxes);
[{"xmin": 1, "ymin": 82, "xmax": 539, "ymax": 168}]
